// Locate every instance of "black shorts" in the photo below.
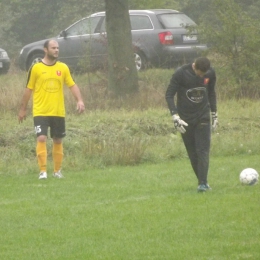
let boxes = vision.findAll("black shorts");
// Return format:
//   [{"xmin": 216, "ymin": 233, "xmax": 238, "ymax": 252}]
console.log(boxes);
[{"xmin": 33, "ymin": 116, "xmax": 66, "ymax": 138}]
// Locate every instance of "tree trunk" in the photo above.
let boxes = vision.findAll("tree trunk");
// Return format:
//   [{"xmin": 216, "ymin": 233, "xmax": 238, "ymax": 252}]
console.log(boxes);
[{"xmin": 105, "ymin": 0, "xmax": 139, "ymax": 96}]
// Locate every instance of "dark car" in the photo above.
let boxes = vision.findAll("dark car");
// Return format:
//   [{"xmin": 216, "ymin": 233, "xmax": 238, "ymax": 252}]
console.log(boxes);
[
  {"xmin": 18, "ymin": 9, "xmax": 207, "ymax": 72},
  {"xmin": 0, "ymin": 47, "xmax": 11, "ymax": 74}
]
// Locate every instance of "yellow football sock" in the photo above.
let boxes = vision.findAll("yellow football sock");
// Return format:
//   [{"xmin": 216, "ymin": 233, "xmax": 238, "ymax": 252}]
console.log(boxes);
[
  {"xmin": 36, "ymin": 141, "xmax": 47, "ymax": 172},
  {"xmin": 52, "ymin": 143, "xmax": 63, "ymax": 173}
]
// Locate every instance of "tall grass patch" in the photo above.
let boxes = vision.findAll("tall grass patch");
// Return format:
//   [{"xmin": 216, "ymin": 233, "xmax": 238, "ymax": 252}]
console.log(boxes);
[{"xmin": 1, "ymin": 68, "xmax": 260, "ymax": 172}]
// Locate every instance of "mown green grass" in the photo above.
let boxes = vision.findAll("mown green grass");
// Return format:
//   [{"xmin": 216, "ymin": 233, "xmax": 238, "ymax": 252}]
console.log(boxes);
[{"xmin": 0, "ymin": 155, "xmax": 259, "ymax": 260}]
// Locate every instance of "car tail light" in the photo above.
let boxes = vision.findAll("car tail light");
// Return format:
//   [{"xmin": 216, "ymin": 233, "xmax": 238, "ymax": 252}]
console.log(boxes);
[{"xmin": 158, "ymin": 31, "xmax": 174, "ymax": 45}]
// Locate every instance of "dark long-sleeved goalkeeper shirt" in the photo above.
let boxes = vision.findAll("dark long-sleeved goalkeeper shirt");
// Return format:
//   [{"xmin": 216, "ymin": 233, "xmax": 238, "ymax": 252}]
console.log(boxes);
[{"xmin": 165, "ymin": 63, "xmax": 217, "ymax": 124}]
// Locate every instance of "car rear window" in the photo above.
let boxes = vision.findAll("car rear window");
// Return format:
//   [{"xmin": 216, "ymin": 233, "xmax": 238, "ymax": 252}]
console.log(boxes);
[
  {"xmin": 158, "ymin": 13, "xmax": 196, "ymax": 28},
  {"xmin": 130, "ymin": 15, "xmax": 153, "ymax": 30}
]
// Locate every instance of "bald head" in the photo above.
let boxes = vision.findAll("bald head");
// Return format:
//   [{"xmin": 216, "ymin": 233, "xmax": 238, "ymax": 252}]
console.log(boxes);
[{"xmin": 44, "ymin": 39, "xmax": 59, "ymax": 50}]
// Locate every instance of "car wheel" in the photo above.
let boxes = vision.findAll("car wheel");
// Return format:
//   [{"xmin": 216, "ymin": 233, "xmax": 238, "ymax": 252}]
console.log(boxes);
[
  {"xmin": 27, "ymin": 53, "xmax": 44, "ymax": 70},
  {"xmin": 134, "ymin": 52, "xmax": 146, "ymax": 71}
]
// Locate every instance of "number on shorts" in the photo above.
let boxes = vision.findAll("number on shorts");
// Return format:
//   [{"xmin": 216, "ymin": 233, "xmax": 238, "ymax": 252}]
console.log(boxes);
[{"xmin": 35, "ymin": 125, "xmax": 42, "ymax": 134}]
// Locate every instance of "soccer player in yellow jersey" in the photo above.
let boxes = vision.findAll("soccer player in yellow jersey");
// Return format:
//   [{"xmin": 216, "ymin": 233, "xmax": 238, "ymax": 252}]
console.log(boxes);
[{"xmin": 18, "ymin": 39, "xmax": 85, "ymax": 179}]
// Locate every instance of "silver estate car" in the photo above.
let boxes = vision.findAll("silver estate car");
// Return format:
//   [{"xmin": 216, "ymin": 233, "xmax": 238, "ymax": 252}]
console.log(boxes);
[{"xmin": 18, "ymin": 9, "xmax": 207, "ymax": 72}]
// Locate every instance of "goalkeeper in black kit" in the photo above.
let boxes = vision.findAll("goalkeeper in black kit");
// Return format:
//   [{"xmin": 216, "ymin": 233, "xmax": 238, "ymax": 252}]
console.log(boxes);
[{"xmin": 165, "ymin": 57, "xmax": 218, "ymax": 192}]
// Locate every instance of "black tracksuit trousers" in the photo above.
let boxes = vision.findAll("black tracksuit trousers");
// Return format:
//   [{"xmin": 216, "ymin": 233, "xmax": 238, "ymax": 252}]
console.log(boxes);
[{"xmin": 181, "ymin": 119, "xmax": 211, "ymax": 185}]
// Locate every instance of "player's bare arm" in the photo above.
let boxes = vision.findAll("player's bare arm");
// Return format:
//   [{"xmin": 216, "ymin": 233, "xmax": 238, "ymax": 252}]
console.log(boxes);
[
  {"xmin": 18, "ymin": 88, "xmax": 32, "ymax": 123},
  {"xmin": 70, "ymin": 84, "xmax": 85, "ymax": 113}
]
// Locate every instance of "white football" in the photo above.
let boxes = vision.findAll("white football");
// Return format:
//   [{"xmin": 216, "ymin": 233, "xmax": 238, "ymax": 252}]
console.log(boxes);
[{"xmin": 239, "ymin": 168, "xmax": 259, "ymax": 185}]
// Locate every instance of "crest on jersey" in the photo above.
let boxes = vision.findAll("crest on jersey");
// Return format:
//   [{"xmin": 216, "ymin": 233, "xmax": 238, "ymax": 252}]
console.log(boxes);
[
  {"xmin": 204, "ymin": 78, "xmax": 209, "ymax": 85},
  {"xmin": 56, "ymin": 70, "xmax": 61, "ymax": 76}
]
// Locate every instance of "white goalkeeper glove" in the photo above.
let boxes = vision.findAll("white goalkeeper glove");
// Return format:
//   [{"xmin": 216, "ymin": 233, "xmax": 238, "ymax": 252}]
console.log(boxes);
[
  {"xmin": 211, "ymin": 112, "xmax": 218, "ymax": 132},
  {"xmin": 172, "ymin": 114, "xmax": 188, "ymax": 134}
]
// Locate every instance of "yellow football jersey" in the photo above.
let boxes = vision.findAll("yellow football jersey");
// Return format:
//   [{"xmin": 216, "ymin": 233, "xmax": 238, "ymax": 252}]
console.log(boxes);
[{"xmin": 26, "ymin": 61, "xmax": 75, "ymax": 117}]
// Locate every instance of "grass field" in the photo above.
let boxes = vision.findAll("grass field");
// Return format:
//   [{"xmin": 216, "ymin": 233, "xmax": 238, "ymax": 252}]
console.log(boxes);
[
  {"xmin": 1, "ymin": 68, "xmax": 260, "ymax": 259},
  {"xmin": 0, "ymin": 154, "xmax": 259, "ymax": 260}
]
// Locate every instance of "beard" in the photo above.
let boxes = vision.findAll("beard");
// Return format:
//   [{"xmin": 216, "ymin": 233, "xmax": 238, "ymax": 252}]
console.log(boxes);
[{"xmin": 47, "ymin": 53, "xmax": 58, "ymax": 61}]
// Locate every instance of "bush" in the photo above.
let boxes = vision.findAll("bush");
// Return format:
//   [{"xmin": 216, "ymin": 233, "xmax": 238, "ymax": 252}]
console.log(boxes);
[{"xmin": 199, "ymin": 0, "xmax": 260, "ymax": 98}]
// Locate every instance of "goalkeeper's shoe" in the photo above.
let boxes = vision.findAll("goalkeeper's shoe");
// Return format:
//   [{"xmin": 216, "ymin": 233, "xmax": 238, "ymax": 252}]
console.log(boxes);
[
  {"xmin": 205, "ymin": 184, "xmax": 212, "ymax": 190},
  {"xmin": 197, "ymin": 184, "xmax": 211, "ymax": 192},
  {"xmin": 39, "ymin": 171, "xmax": 47, "ymax": 180}
]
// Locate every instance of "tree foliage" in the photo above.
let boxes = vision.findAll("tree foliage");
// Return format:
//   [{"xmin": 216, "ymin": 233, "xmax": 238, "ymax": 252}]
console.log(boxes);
[
  {"xmin": 0, "ymin": 0, "xmax": 105, "ymax": 57},
  {"xmin": 199, "ymin": 0, "xmax": 260, "ymax": 96},
  {"xmin": 128, "ymin": 0, "xmax": 179, "ymax": 10}
]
